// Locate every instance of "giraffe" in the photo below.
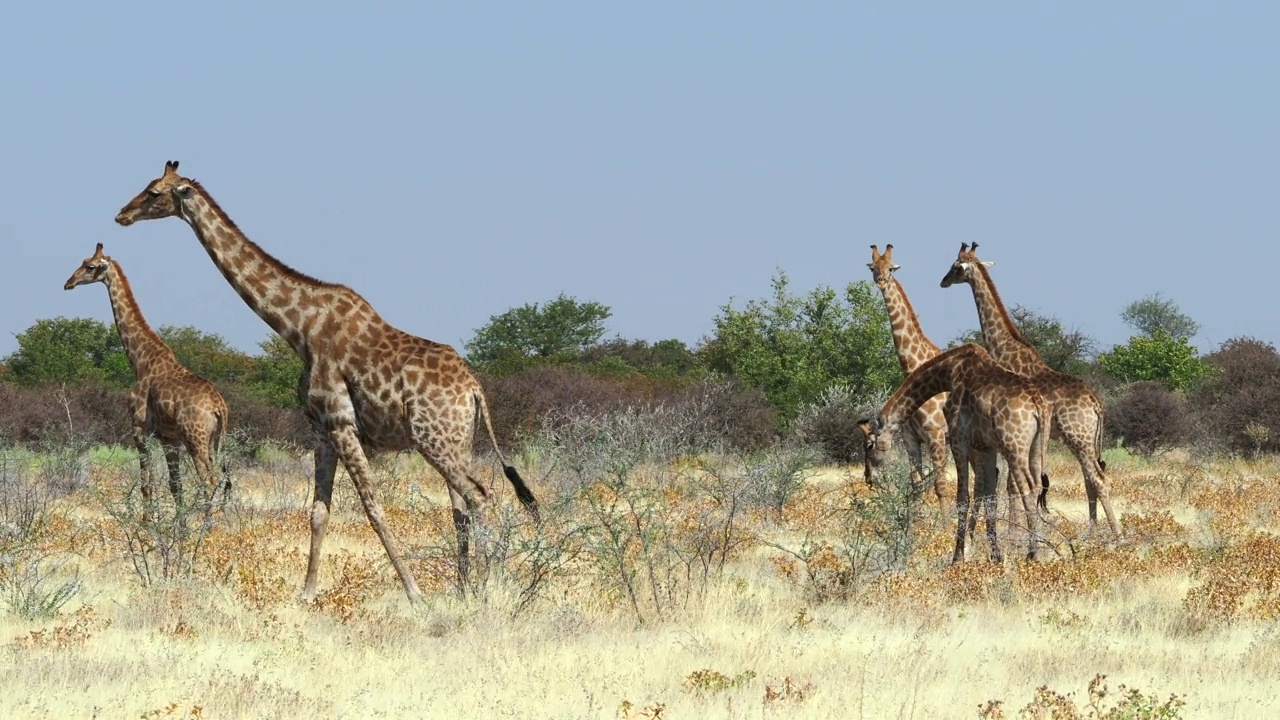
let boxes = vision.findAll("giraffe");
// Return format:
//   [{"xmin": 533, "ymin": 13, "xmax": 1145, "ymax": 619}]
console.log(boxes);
[
  {"xmin": 858, "ymin": 343, "xmax": 1051, "ymax": 562},
  {"xmin": 114, "ymin": 161, "xmax": 539, "ymax": 603},
  {"xmin": 865, "ymin": 244, "xmax": 950, "ymax": 503},
  {"xmin": 940, "ymin": 242, "xmax": 1120, "ymax": 535},
  {"xmin": 64, "ymin": 243, "xmax": 231, "ymax": 516},
  {"xmin": 866, "ymin": 244, "xmax": 1002, "ymax": 540}
]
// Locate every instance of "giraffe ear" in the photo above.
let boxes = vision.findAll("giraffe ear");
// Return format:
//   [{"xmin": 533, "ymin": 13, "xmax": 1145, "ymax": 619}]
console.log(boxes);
[
  {"xmin": 866, "ymin": 262, "xmax": 875, "ymax": 269},
  {"xmin": 981, "ymin": 261, "xmax": 995, "ymax": 269},
  {"xmin": 173, "ymin": 184, "xmax": 192, "ymax": 198},
  {"xmin": 889, "ymin": 264, "xmax": 901, "ymax": 272},
  {"xmin": 856, "ymin": 419, "xmax": 875, "ymax": 438}
]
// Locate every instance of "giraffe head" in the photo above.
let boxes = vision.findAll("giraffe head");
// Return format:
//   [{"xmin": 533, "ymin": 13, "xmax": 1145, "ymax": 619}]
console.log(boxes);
[
  {"xmin": 939, "ymin": 242, "xmax": 994, "ymax": 288},
  {"xmin": 115, "ymin": 160, "xmax": 192, "ymax": 227},
  {"xmin": 64, "ymin": 243, "xmax": 112, "ymax": 291},
  {"xmin": 855, "ymin": 417, "xmax": 895, "ymax": 487},
  {"xmin": 866, "ymin": 244, "xmax": 901, "ymax": 292}
]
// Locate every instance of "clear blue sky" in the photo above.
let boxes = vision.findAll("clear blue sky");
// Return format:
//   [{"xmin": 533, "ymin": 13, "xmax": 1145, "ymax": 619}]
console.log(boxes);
[{"xmin": 2, "ymin": 3, "xmax": 1276, "ymax": 360}]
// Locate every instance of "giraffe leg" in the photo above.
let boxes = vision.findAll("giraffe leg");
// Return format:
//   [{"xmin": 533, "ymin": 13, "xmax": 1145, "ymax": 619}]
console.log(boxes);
[
  {"xmin": 408, "ymin": 401, "xmax": 493, "ymax": 590},
  {"xmin": 326, "ymin": 422, "xmax": 422, "ymax": 603},
  {"xmin": 950, "ymin": 440, "xmax": 972, "ymax": 563},
  {"xmin": 976, "ymin": 449, "xmax": 1002, "ymax": 563},
  {"xmin": 189, "ymin": 442, "xmax": 222, "ymax": 527},
  {"xmin": 301, "ymin": 442, "xmax": 338, "ymax": 602},
  {"xmin": 163, "ymin": 443, "xmax": 183, "ymax": 510},
  {"xmin": 133, "ymin": 426, "xmax": 156, "ymax": 523},
  {"xmin": 926, "ymin": 431, "xmax": 950, "ymax": 507},
  {"xmin": 1004, "ymin": 445, "xmax": 1041, "ymax": 562},
  {"xmin": 447, "ymin": 484, "xmax": 478, "ymax": 595},
  {"xmin": 1066, "ymin": 440, "xmax": 1121, "ymax": 537}
]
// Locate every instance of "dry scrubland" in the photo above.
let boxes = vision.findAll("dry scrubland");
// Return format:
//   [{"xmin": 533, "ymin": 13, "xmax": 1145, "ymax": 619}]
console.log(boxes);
[{"xmin": 2, "ymin": 419, "xmax": 1279, "ymax": 720}]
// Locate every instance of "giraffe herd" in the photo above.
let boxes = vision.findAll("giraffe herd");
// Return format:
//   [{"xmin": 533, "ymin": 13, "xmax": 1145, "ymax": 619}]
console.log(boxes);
[
  {"xmin": 860, "ymin": 242, "xmax": 1122, "ymax": 562},
  {"xmin": 66, "ymin": 162, "xmax": 1118, "ymax": 603}
]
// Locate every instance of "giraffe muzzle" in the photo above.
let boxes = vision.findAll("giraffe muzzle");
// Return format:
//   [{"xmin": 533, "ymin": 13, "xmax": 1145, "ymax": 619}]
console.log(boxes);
[{"xmin": 115, "ymin": 213, "xmax": 134, "ymax": 226}]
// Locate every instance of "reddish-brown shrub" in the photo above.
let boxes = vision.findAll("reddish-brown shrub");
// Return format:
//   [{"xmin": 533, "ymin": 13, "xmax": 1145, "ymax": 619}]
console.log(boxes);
[
  {"xmin": 478, "ymin": 367, "xmax": 776, "ymax": 452},
  {"xmin": 1106, "ymin": 381, "xmax": 1191, "ymax": 457}
]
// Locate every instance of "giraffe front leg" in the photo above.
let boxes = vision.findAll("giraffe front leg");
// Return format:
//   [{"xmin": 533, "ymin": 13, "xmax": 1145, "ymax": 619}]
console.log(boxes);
[
  {"xmin": 950, "ymin": 440, "xmax": 972, "ymax": 564},
  {"xmin": 133, "ymin": 426, "xmax": 156, "ymax": 524},
  {"xmin": 326, "ymin": 422, "xmax": 422, "ymax": 603},
  {"xmin": 301, "ymin": 441, "xmax": 338, "ymax": 602}
]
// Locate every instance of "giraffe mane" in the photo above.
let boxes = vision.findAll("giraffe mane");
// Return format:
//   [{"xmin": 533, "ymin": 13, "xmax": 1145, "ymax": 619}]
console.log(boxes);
[
  {"xmin": 970, "ymin": 258, "xmax": 1034, "ymax": 349},
  {"xmin": 889, "ymin": 276, "xmax": 942, "ymax": 357},
  {"xmin": 107, "ymin": 258, "xmax": 181, "ymax": 365},
  {"xmin": 186, "ymin": 178, "xmax": 348, "ymax": 292}
]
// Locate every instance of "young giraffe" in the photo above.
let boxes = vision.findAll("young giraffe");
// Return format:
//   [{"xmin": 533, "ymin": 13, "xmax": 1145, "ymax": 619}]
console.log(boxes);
[
  {"xmin": 858, "ymin": 343, "xmax": 1051, "ymax": 562},
  {"xmin": 940, "ymin": 243, "xmax": 1120, "ymax": 535},
  {"xmin": 865, "ymin": 244, "xmax": 951, "ymax": 503},
  {"xmin": 114, "ymin": 161, "xmax": 539, "ymax": 603},
  {"xmin": 64, "ymin": 243, "xmax": 231, "ymax": 515}
]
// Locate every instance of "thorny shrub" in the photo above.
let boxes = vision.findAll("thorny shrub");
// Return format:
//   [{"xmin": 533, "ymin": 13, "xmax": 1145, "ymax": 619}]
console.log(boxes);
[
  {"xmin": 1182, "ymin": 531, "xmax": 1280, "ymax": 626},
  {"xmin": 683, "ymin": 668, "xmax": 758, "ymax": 697},
  {"xmin": 505, "ymin": 402, "xmax": 811, "ymax": 623},
  {"xmin": 979, "ymin": 673, "xmax": 1185, "ymax": 720},
  {"xmin": 764, "ymin": 453, "xmax": 925, "ymax": 603},
  {"xmin": 789, "ymin": 384, "xmax": 888, "ymax": 464},
  {"xmin": 10, "ymin": 604, "xmax": 110, "ymax": 649}
]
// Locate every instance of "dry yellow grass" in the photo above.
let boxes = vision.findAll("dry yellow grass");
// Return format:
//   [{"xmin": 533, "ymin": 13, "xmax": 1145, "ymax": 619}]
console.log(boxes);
[{"xmin": 2, "ymin": 446, "xmax": 1278, "ymax": 719}]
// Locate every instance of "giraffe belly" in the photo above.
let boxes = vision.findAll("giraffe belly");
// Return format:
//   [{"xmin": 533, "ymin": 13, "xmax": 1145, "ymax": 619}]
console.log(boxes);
[{"xmin": 348, "ymin": 386, "xmax": 414, "ymax": 451}]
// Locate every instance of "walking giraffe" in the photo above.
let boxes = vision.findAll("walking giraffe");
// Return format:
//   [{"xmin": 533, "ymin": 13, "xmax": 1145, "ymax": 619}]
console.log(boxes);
[
  {"xmin": 859, "ymin": 343, "xmax": 1051, "ymax": 562},
  {"xmin": 114, "ymin": 161, "xmax": 539, "ymax": 603},
  {"xmin": 940, "ymin": 242, "xmax": 1120, "ymax": 535},
  {"xmin": 64, "ymin": 243, "xmax": 230, "ymax": 515}
]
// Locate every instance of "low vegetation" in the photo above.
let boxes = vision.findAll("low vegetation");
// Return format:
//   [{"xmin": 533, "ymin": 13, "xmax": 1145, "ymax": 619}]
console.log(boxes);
[{"xmin": 2, "ymin": 281, "xmax": 1277, "ymax": 717}]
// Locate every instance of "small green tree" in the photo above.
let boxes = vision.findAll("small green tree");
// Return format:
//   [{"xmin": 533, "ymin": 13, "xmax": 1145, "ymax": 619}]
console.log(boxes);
[
  {"xmin": 1098, "ymin": 330, "xmax": 1207, "ymax": 391},
  {"xmin": 699, "ymin": 270, "xmax": 898, "ymax": 420},
  {"xmin": 466, "ymin": 294, "xmax": 612, "ymax": 373},
  {"xmin": 4, "ymin": 317, "xmax": 132, "ymax": 388},
  {"xmin": 1121, "ymin": 293, "xmax": 1199, "ymax": 340},
  {"xmin": 157, "ymin": 325, "xmax": 254, "ymax": 384},
  {"xmin": 245, "ymin": 334, "xmax": 305, "ymax": 408}
]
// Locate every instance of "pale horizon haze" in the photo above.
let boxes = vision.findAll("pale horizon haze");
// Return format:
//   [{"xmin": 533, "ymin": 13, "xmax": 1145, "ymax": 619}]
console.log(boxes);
[{"xmin": 2, "ymin": 3, "xmax": 1277, "ymax": 362}]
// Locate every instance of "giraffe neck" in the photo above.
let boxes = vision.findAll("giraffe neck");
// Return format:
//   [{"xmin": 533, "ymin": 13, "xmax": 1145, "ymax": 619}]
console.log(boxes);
[
  {"xmin": 177, "ymin": 183, "xmax": 338, "ymax": 352},
  {"xmin": 103, "ymin": 261, "xmax": 178, "ymax": 378},
  {"xmin": 880, "ymin": 346, "xmax": 965, "ymax": 428},
  {"xmin": 967, "ymin": 263, "xmax": 1046, "ymax": 373},
  {"xmin": 881, "ymin": 277, "xmax": 942, "ymax": 373}
]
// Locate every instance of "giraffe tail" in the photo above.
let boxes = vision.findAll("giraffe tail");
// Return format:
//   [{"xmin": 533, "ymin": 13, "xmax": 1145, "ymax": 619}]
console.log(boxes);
[
  {"xmin": 1035, "ymin": 412, "xmax": 1051, "ymax": 513},
  {"xmin": 474, "ymin": 389, "xmax": 539, "ymax": 521},
  {"xmin": 214, "ymin": 408, "xmax": 232, "ymax": 498},
  {"xmin": 1095, "ymin": 404, "xmax": 1108, "ymax": 473}
]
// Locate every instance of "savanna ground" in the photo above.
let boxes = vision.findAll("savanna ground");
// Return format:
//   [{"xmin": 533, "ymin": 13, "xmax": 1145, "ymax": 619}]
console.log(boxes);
[{"xmin": 2, "ymin": 410, "xmax": 1277, "ymax": 720}]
